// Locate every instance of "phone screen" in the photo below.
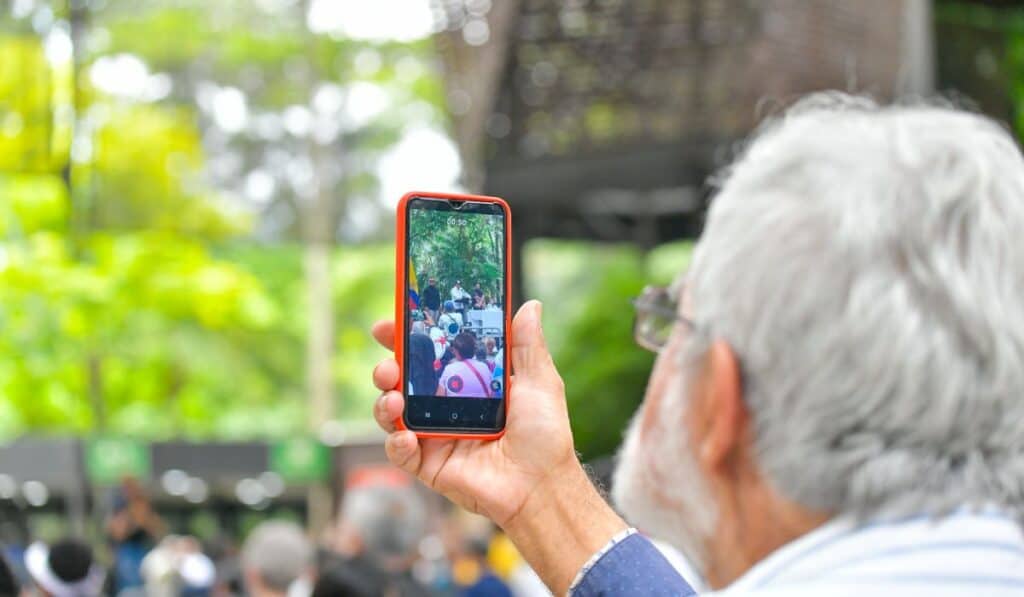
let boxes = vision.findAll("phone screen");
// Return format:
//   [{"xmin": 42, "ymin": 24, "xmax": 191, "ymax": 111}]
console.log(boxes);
[{"xmin": 403, "ymin": 197, "xmax": 507, "ymax": 432}]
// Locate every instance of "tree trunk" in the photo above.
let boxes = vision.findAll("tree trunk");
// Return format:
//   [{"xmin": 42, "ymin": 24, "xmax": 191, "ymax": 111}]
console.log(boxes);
[
  {"xmin": 435, "ymin": 0, "xmax": 521, "ymax": 192},
  {"xmin": 302, "ymin": 0, "xmax": 335, "ymax": 534},
  {"xmin": 87, "ymin": 354, "xmax": 105, "ymax": 430},
  {"xmin": 305, "ymin": 241, "xmax": 333, "ymax": 430}
]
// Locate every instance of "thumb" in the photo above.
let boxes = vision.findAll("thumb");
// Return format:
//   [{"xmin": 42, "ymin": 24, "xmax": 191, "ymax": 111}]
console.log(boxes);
[{"xmin": 510, "ymin": 300, "xmax": 561, "ymax": 388}]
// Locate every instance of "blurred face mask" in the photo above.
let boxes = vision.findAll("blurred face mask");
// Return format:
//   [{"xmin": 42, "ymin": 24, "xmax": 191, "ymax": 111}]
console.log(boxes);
[{"xmin": 612, "ymin": 338, "xmax": 717, "ymax": 579}]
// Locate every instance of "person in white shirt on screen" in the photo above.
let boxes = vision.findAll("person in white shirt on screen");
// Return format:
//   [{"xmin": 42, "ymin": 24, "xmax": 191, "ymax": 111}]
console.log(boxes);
[
  {"xmin": 437, "ymin": 300, "xmax": 462, "ymax": 339},
  {"xmin": 437, "ymin": 333, "xmax": 492, "ymax": 398},
  {"xmin": 451, "ymin": 280, "xmax": 472, "ymax": 311}
]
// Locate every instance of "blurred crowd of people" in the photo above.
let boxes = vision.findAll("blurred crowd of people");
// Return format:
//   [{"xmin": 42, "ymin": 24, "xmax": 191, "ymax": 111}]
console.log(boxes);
[
  {"xmin": 409, "ymin": 276, "xmax": 504, "ymax": 399},
  {"xmin": 0, "ymin": 474, "xmax": 548, "ymax": 597}
]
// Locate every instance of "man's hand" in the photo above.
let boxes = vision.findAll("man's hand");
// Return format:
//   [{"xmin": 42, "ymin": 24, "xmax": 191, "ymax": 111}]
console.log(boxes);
[
  {"xmin": 372, "ymin": 300, "xmax": 575, "ymax": 525},
  {"xmin": 371, "ymin": 300, "xmax": 627, "ymax": 594}
]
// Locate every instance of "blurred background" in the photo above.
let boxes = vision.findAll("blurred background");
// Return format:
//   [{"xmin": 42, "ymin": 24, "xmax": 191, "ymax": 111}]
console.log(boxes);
[{"xmin": 0, "ymin": 0, "xmax": 1018, "ymax": 594}]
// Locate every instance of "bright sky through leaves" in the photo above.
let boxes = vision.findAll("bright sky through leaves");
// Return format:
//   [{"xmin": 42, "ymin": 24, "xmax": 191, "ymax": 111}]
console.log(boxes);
[{"xmin": 307, "ymin": 0, "xmax": 435, "ymax": 41}]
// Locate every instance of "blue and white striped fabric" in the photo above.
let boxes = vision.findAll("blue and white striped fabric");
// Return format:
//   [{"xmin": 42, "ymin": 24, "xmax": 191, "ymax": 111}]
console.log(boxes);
[{"xmin": 571, "ymin": 508, "xmax": 1024, "ymax": 596}]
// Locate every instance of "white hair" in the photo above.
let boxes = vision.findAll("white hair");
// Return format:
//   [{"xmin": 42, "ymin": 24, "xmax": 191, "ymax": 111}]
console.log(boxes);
[
  {"xmin": 241, "ymin": 520, "xmax": 312, "ymax": 592},
  {"xmin": 687, "ymin": 92, "xmax": 1024, "ymax": 520},
  {"xmin": 341, "ymin": 485, "xmax": 426, "ymax": 564}
]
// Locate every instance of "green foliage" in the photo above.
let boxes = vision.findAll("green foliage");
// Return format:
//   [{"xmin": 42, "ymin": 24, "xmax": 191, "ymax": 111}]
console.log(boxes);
[
  {"xmin": 0, "ymin": 173, "xmax": 68, "ymax": 236},
  {"xmin": 409, "ymin": 209, "xmax": 505, "ymax": 300},
  {"xmin": 528, "ymin": 240, "xmax": 692, "ymax": 461},
  {"xmin": 86, "ymin": 104, "xmax": 246, "ymax": 238},
  {"xmin": 0, "ymin": 36, "xmax": 72, "ymax": 174},
  {"xmin": 0, "ymin": 0, "xmax": 446, "ymax": 440},
  {"xmin": 936, "ymin": 1, "xmax": 1024, "ymax": 138},
  {"xmin": 0, "ymin": 234, "xmax": 395, "ymax": 440},
  {"xmin": 330, "ymin": 245, "xmax": 397, "ymax": 421},
  {"xmin": 94, "ymin": 0, "xmax": 451, "ymax": 243},
  {"xmin": 0, "ymin": 231, "xmax": 281, "ymax": 436},
  {"xmin": 0, "ymin": 0, "xmax": 688, "ymax": 459}
]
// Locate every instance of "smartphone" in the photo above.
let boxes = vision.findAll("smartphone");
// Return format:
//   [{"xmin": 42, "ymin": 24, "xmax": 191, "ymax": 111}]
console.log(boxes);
[{"xmin": 394, "ymin": 191, "xmax": 511, "ymax": 438}]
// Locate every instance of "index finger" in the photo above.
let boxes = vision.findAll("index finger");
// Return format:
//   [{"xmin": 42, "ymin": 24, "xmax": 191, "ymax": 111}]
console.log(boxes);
[{"xmin": 371, "ymin": 320, "xmax": 396, "ymax": 351}]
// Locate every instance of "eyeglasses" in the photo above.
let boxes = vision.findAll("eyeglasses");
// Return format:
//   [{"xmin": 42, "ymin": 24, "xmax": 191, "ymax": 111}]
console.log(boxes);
[{"xmin": 631, "ymin": 285, "xmax": 695, "ymax": 352}]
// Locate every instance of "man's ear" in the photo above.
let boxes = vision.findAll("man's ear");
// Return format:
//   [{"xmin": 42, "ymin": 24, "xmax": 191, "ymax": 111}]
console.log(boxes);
[{"xmin": 698, "ymin": 340, "xmax": 748, "ymax": 472}]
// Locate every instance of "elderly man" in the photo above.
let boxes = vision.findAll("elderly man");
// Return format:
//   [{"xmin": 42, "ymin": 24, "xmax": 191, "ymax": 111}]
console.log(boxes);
[{"xmin": 371, "ymin": 94, "xmax": 1024, "ymax": 595}]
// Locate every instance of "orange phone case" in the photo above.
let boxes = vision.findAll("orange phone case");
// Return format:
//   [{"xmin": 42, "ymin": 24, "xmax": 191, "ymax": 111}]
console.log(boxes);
[{"xmin": 394, "ymin": 191, "xmax": 511, "ymax": 440}]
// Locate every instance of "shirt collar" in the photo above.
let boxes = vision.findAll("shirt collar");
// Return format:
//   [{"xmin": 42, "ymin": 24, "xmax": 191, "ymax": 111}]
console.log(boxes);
[{"xmin": 724, "ymin": 506, "xmax": 1022, "ymax": 592}]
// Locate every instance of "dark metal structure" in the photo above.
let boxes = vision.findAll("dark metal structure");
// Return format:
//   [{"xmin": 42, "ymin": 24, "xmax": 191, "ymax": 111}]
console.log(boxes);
[
  {"xmin": 150, "ymin": 441, "xmax": 269, "ymax": 481},
  {"xmin": 435, "ymin": 0, "xmax": 931, "ymax": 252}
]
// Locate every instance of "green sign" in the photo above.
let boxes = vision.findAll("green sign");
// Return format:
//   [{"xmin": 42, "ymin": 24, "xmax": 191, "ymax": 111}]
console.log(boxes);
[
  {"xmin": 86, "ymin": 437, "xmax": 151, "ymax": 484},
  {"xmin": 270, "ymin": 438, "xmax": 330, "ymax": 483}
]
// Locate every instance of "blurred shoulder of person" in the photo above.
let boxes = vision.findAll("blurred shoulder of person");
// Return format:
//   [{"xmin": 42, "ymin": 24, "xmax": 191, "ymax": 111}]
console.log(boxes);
[
  {"xmin": 458, "ymin": 536, "xmax": 511, "ymax": 597},
  {"xmin": 241, "ymin": 521, "xmax": 313, "ymax": 597},
  {"xmin": 138, "ymin": 535, "xmax": 216, "ymax": 597},
  {"xmin": 0, "ymin": 550, "xmax": 22, "ymax": 597},
  {"xmin": 438, "ymin": 302, "xmax": 462, "ymax": 337},
  {"xmin": 311, "ymin": 561, "xmax": 382, "ymax": 597}
]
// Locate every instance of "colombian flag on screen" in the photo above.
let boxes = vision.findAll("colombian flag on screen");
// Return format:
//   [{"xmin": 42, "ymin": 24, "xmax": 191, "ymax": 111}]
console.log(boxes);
[{"xmin": 408, "ymin": 259, "xmax": 420, "ymax": 310}]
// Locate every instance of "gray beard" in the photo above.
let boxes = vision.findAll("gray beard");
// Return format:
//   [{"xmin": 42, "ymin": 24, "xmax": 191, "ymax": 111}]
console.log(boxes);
[{"xmin": 611, "ymin": 374, "xmax": 718, "ymax": 576}]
